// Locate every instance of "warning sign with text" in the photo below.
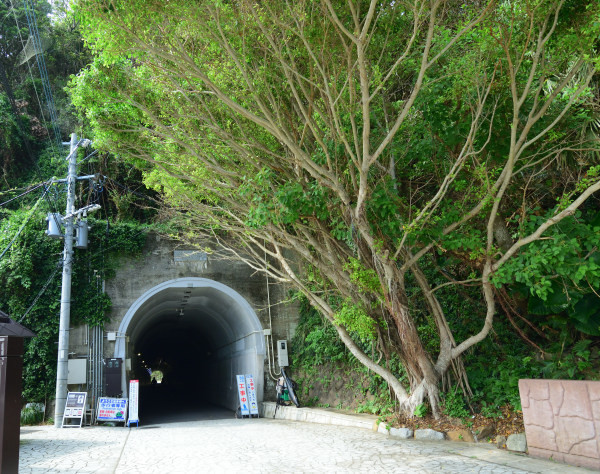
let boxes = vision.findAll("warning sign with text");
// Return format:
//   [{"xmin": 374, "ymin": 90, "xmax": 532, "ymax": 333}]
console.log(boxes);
[
  {"xmin": 236, "ymin": 374, "xmax": 250, "ymax": 416},
  {"xmin": 128, "ymin": 380, "xmax": 139, "ymax": 426},
  {"xmin": 245, "ymin": 374, "xmax": 259, "ymax": 416}
]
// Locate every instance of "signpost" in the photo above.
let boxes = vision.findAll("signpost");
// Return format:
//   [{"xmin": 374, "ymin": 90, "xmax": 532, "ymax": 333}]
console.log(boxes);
[
  {"xmin": 236, "ymin": 375, "xmax": 250, "ymax": 417},
  {"xmin": 62, "ymin": 392, "xmax": 87, "ymax": 428},
  {"xmin": 127, "ymin": 380, "xmax": 139, "ymax": 427},
  {"xmin": 97, "ymin": 397, "xmax": 128, "ymax": 426},
  {"xmin": 245, "ymin": 374, "xmax": 259, "ymax": 417}
]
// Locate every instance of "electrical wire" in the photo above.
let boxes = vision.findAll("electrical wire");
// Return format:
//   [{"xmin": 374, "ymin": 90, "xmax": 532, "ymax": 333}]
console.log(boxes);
[
  {"xmin": 9, "ymin": 0, "xmax": 60, "ymax": 160},
  {"xmin": 7, "ymin": 0, "xmax": 67, "ymax": 231},
  {"xmin": 0, "ymin": 187, "xmax": 47, "ymax": 260},
  {"xmin": 21, "ymin": 0, "xmax": 61, "ymax": 150},
  {"xmin": 0, "ymin": 46, "xmax": 63, "ymax": 229},
  {"xmin": 18, "ymin": 260, "xmax": 61, "ymax": 323},
  {"xmin": 0, "ymin": 182, "xmax": 45, "ymax": 207}
]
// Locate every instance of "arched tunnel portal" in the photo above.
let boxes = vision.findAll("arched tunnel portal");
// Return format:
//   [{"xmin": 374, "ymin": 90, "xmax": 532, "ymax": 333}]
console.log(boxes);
[{"xmin": 114, "ymin": 278, "xmax": 265, "ymax": 419}]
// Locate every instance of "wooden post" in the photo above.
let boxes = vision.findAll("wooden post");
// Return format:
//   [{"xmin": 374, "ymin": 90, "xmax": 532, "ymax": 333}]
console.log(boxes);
[{"xmin": 0, "ymin": 336, "xmax": 24, "ymax": 474}]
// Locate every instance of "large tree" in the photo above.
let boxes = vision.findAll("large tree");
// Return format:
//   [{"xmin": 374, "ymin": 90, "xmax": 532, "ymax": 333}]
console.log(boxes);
[{"xmin": 71, "ymin": 0, "xmax": 600, "ymax": 416}]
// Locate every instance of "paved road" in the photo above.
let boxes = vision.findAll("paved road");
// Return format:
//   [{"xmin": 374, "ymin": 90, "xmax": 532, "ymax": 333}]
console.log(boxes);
[{"xmin": 19, "ymin": 410, "xmax": 590, "ymax": 473}]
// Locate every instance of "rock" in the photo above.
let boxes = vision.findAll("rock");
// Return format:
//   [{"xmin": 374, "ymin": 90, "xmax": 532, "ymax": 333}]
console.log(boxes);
[
  {"xmin": 506, "ymin": 432, "xmax": 527, "ymax": 452},
  {"xmin": 475, "ymin": 424, "xmax": 495, "ymax": 442},
  {"xmin": 446, "ymin": 429, "xmax": 475, "ymax": 443},
  {"xmin": 415, "ymin": 429, "xmax": 445, "ymax": 441},
  {"xmin": 389, "ymin": 427, "xmax": 413, "ymax": 439},
  {"xmin": 377, "ymin": 422, "xmax": 390, "ymax": 435},
  {"xmin": 496, "ymin": 435, "xmax": 507, "ymax": 449}
]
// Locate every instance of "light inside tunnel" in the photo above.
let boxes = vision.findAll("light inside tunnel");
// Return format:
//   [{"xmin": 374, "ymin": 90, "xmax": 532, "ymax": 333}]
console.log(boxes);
[{"xmin": 115, "ymin": 278, "xmax": 265, "ymax": 415}]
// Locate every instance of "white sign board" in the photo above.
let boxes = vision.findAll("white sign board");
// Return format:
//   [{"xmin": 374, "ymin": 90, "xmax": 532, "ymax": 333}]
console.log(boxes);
[
  {"xmin": 62, "ymin": 391, "xmax": 87, "ymax": 428},
  {"xmin": 128, "ymin": 380, "xmax": 139, "ymax": 426},
  {"xmin": 245, "ymin": 374, "xmax": 259, "ymax": 416},
  {"xmin": 97, "ymin": 397, "xmax": 128, "ymax": 424},
  {"xmin": 236, "ymin": 374, "xmax": 250, "ymax": 416}
]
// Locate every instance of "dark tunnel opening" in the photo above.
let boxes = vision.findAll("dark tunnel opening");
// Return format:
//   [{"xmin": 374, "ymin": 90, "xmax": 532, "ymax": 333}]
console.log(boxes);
[
  {"xmin": 132, "ymin": 321, "xmax": 219, "ymax": 423},
  {"xmin": 116, "ymin": 279, "xmax": 266, "ymax": 424}
]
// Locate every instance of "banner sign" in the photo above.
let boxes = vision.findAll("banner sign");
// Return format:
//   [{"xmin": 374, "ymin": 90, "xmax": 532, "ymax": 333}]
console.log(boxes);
[
  {"xmin": 128, "ymin": 380, "xmax": 139, "ymax": 426},
  {"xmin": 245, "ymin": 374, "xmax": 259, "ymax": 416},
  {"xmin": 236, "ymin": 374, "xmax": 250, "ymax": 416},
  {"xmin": 97, "ymin": 397, "xmax": 128, "ymax": 423},
  {"xmin": 62, "ymin": 391, "xmax": 87, "ymax": 428}
]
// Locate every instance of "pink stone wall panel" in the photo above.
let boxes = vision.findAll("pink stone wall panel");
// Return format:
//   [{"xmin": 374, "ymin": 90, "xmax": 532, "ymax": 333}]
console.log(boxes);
[
  {"xmin": 525, "ymin": 424, "xmax": 557, "ymax": 451},
  {"xmin": 520, "ymin": 379, "xmax": 600, "ymax": 470},
  {"xmin": 528, "ymin": 398, "xmax": 554, "ymax": 429},
  {"xmin": 559, "ymin": 382, "xmax": 593, "ymax": 418}
]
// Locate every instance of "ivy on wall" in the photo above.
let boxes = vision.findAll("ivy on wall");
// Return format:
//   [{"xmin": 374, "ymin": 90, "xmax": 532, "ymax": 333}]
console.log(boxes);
[{"xmin": 0, "ymin": 206, "xmax": 146, "ymax": 403}]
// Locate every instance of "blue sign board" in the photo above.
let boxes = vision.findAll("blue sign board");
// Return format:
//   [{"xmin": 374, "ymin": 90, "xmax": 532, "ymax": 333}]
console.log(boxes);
[{"xmin": 97, "ymin": 397, "xmax": 128, "ymax": 423}]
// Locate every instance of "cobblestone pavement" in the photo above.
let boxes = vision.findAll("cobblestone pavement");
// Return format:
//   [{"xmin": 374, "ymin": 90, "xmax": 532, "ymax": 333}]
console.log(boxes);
[{"xmin": 20, "ymin": 416, "xmax": 591, "ymax": 473}]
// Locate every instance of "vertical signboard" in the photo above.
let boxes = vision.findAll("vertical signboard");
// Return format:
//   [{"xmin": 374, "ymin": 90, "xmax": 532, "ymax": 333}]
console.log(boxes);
[
  {"xmin": 236, "ymin": 374, "xmax": 250, "ymax": 416},
  {"xmin": 62, "ymin": 392, "xmax": 87, "ymax": 428},
  {"xmin": 128, "ymin": 380, "xmax": 139, "ymax": 427},
  {"xmin": 245, "ymin": 374, "xmax": 259, "ymax": 416}
]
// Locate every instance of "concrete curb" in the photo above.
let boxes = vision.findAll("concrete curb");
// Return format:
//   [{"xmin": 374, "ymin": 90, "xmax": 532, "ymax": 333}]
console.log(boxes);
[{"xmin": 260, "ymin": 402, "xmax": 377, "ymax": 430}]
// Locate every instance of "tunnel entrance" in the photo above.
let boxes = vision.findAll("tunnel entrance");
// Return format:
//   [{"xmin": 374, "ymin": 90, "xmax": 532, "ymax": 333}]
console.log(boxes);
[{"xmin": 114, "ymin": 278, "xmax": 265, "ymax": 422}]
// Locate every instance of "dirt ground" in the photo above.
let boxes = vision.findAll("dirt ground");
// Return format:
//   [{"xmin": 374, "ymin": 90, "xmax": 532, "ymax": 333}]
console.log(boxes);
[{"xmin": 384, "ymin": 405, "xmax": 524, "ymax": 440}]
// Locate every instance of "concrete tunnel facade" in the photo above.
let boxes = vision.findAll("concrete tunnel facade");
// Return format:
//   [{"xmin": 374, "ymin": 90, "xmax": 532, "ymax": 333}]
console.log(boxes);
[
  {"xmin": 114, "ymin": 278, "xmax": 266, "ymax": 409},
  {"xmin": 68, "ymin": 235, "xmax": 300, "ymax": 416}
]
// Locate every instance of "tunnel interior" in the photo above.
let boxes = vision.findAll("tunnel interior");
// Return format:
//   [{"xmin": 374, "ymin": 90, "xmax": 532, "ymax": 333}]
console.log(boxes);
[{"xmin": 116, "ymin": 279, "xmax": 265, "ymax": 422}]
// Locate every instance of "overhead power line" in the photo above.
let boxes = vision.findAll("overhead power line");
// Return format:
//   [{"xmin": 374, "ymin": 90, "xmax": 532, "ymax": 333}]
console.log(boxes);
[
  {"xmin": 0, "ymin": 187, "xmax": 47, "ymax": 260},
  {"xmin": 9, "ymin": 0, "xmax": 60, "ymax": 160},
  {"xmin": 21, "ymin": 0, "xmax": 62, "ymax": 150},
  {"xmin": 18, "ymin": 260, "xmax": 61, "ymax": 323},
  {"xmin": 0, "ymin": 182, "xmax": 45, "ymax": 207}
]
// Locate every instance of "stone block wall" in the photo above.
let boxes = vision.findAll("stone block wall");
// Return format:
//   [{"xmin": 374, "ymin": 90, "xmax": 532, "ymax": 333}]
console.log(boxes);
[{"xmin": 519, "ymin": 378, "xmax": 600, "ymax": 470}]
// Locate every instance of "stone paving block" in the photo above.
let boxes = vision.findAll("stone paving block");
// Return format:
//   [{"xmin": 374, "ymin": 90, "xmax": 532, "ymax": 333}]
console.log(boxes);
[
  {"xmin": 414, "ymin": 428, "xmax": 445, "ymax": 441},
  {"xmin": 18, "ymin": 407, "xmax": 595, "ymax": 473},
  {"xmin": 377, "ymin": 422, "xmax": 389, "ymax": 435},
  {"xmin": 506, "ymin": 432, "xmax": 527, "ymax": 452},
  {"xmin": 389, "ymin": 427, "xmax": 413, "ymax": 439}
]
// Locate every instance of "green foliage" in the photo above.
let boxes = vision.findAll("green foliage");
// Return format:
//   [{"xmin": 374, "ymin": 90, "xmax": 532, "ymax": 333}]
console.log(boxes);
[
  {"xmin": 68, "ymin": 0, "xmax": 600, "ymax": 417},
  {"xmin": 20, "ymin": 404, "xmax": 45, "ymax": 426},
  {"xmin": 291, "ymin": 298, "xmax": 348, "ymax": 369},
  {"xmin": 344, "ymin": 258, "xmax": 383, "ymax": 300},
  {"xmin": 540, "ymin": 339, "xmax": 598, "ymax": 380},
  {"xmin": 492, "ymin": 210, "xmax": 600, "ymax": 335},
  {"xmin": 0, "ymin": 204, "xmax": 147, "ymax": 402},
  {"xmin": 413, "ymin": 403, "xmax": 428, "ymax": 418},
  {"xmin": 469, "ymin": 355, "xmax": 539, "ymax": 412},
  {"xmin": 356, "ymin": 399, "xmax": 379, "ymax": 415},
  {"xmin": 441, "ymin": 387, "xmax": 470, "ymax": 420},
  {"xmin": 333, "ymin": 299, "xmax": 377, "ymax": 342}
]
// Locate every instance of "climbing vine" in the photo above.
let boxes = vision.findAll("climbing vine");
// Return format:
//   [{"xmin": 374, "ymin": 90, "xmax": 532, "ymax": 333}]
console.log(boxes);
[{"xmin": 0, "ymin": 206, "xmax": 147, "ymax": 403}]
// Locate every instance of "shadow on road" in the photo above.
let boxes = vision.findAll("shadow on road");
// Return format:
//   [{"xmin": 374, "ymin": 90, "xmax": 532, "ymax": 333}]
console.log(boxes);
[{"xmin": 138, "ymin": 383, "xmax": 233, "ymax": 425}]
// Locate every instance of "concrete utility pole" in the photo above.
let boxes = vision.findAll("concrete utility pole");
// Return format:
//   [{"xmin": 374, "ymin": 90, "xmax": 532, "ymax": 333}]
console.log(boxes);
[
  {"xmin": 54, "ymin": 133, "xmax": 78, "ymax": 427},
  {"xmin": 52, "ymin": 133, "xmax": 98, "ymax": 427}
]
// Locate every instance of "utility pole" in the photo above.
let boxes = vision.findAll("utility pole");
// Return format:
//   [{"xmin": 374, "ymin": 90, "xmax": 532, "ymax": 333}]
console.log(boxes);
[
  {"xmin": 52, "ymin": 133, "xmax": 98, "ymax": 427},
  {"xmin": 54, "ymin": 133, "xmax": 78, "ymax": 427}
]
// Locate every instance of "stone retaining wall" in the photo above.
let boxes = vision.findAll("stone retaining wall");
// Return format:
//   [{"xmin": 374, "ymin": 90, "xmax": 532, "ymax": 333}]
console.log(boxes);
[{"xmin": 519, "ymin": 378, "xmax": 600, "ymax": 470}]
